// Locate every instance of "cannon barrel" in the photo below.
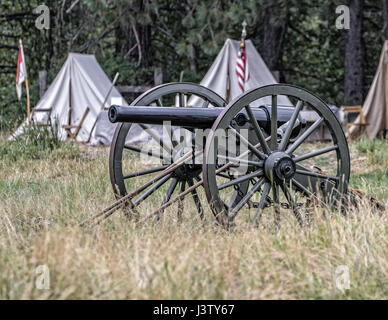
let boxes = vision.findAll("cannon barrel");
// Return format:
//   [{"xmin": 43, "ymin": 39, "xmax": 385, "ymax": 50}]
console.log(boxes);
[
  {"xmin": 109, "ymin": 106, "xmax": 222, "ymax": 128},
  {"xmin": 109, "ymin": 105, "xmax": 305, "ymax": 134}
]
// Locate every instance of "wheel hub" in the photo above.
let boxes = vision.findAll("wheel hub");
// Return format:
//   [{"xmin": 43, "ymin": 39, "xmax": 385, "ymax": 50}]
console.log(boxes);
[
  {"xmin": 264, "ymin": 152, "xmax": 296, "ymax": 182},
  {"xmin": 171, "ymin": 146, "xmax": 201, "ymax": 179}
]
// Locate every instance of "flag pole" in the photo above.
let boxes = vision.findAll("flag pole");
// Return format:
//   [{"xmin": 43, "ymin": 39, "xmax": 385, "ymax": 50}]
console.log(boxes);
[{"xmin": 25, "ymin": 74, "xmax": 31, "ymax": 127}]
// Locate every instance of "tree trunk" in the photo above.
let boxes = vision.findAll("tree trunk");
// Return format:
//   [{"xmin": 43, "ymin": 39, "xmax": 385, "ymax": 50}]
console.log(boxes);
[
  {"xmin": 39, "ymin": 71, "xmax": 48, "ymax": 98},
  {"xmin": 137, "ymin": 22, "xmax": 153, "ymax": 68},
  {"xmin": 261, "ymin": 4, "xmax": 289, "ymax": 82},
  {"xmin": 115, "ymin": 23, "xmax": 131, "ymax": 56},
  {"xmin": 344, "ymin": 0, "xmax": 364, "ymax": 105},
  {"xmin": 45, "ymin": 20, "xmax": 54, "ymax": 71},
  {"xmin": 115, "ymin": 0, "xmax": 153, "ymax": 68},
  {"xmin": 382, "ymin": 0, "xmax": 388, "ymax": 40},
  {"xmin": 188, "ymin": 44, "xmax": 197, "ymax": 74}
]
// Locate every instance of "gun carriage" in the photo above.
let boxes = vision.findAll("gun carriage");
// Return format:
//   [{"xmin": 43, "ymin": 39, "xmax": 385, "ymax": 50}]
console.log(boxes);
[{"xmin": 108, "ymin": 82, "xmax": 350, "ymax": 227}]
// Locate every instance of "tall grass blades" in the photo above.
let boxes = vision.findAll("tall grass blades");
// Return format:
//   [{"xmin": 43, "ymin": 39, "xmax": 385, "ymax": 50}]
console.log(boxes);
[{"xmin": 0, "ymin": 122, "xmax": 79, "ymax": 162}]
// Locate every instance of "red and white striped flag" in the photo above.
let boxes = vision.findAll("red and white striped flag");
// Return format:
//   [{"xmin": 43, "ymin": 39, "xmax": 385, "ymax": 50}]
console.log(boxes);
[
  {"xmin": 235, "ymin": 21, "xmax": 250, "ymax": 92},
  {"xmin": 16, "ymin": 40, "xmax": 27, "ymax": 100}
]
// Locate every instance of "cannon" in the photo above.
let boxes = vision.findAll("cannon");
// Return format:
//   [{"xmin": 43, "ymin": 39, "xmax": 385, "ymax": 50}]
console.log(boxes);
[
  {"xmin": 108, "ymin": 104, "xmax": 302, "ymax": 130},
  {"xmin": 108, "ymin": 82, "xmax": 350, "ymax": 227}
]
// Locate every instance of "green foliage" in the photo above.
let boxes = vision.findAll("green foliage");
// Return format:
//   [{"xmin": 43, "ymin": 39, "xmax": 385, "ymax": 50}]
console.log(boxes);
[
  {"xmin": 284, "ymin": 1, "xmax": 345, "ymax": 104},
  {"xmin": 0, "ymin": 0, "xmax": 385, "ymax": 130},
  {"xmin": 99, "ymin": 53, "xmax": 154, "ymax": 86},
  {"xmin": 0, "ymin": 88, "xmax": 27, "ymax": 133},
  {"xmin": 354, "ymin": 139, "xmax": 388, "ymax": 167},
  {"xmin": 350, "ymin": 139, "xmax": 388, "ymax": 200},
  {"xmin": 0, "ymin": 124, "xmax": 80, "ymax": 161}
]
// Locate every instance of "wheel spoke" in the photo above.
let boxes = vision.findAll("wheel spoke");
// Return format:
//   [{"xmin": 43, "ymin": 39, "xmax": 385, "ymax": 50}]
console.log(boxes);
[
  {"xmin": 163, "ymin": 120, "xmax": 177, "ymax": 149},
  {"xmin": 201, "ymin": 99, "xmax": 210, "ymax": 108},
  {"xmin": 146, "ymin": 179, "xmax": 203, "ymax": 220},
  {"xmin": 155, "ymin": 177, "xmax": 179, "ymax": 221},
  {"xmin": 177, "ymin": 180, "xmax": 186, "ymax": 221},
  {"xmin": 290, "ymin": 178, "xmax": 330, "ymax": 209},
  {"xmin": 217, "ymin": 154, "xmax": 263, "ymax": 167},
  {"xmin": 155, "ymin": 96, "xmax": 176, "ymax": 157},
  {"xmin": 217, "ymin": 169, "xmax": 263, "ymax": 190},
  {"xmin": 162, "ymin": 178, "xmax": 179, "ymax": 205},
  {"xmin": 245, "ymin": 105, "xmax": 271, "ymax": 154},
  {"xmin": 156, "ymin": 98, "xmax": 164, "ymax": 107},
  {"xmin": 228, "ymin": 126, "xmax": 267, "ymax": 160},
  {"xmin": 280, "ymin": 184, "xmax": 303, "ymax": 226},
  {"xmin": 124, "ymin": 144, "xmax": 171, "ymax": 162},
  {"xmin": 293, "ymin": 145, "xmax": 338, "ymax": 163},
  {"xmin": 179, "ymin": 93, "xmax": 185, "ymax": 107},
  {"xmin": 194, "ymin": 176, "xmax": 201, "ymax": 183},
  {"xmin": 286, "ymin": 117, "xmax": 324, "ymax": 154},
  {"xmin": 271, "ymin": 95, "xmax": 278, "ymax": 150},
  {"xmin": 133, "ymin": 173, "xmax": 172, "ymax": 206},
  {"xmin": 229, "ymin": 177, "xmax": 265, "ymax": 219},
  {"xmin": 123, "ymin": 165, "xmax": 169, "ymax": 179},
  {"xmin": 279, "ymin": 100, "xmax": 303, "ymax": 151},
  {"xmin": 216, "ymin": 172, "xmax": 233, "ymax": 179},
  {"xmin": 214, "ymin": 136, "xmax": 272, "ymax": 177},
  {"xmin": 295, "ymin": 169, "xmax": 339, "ymax": 181},
  {"xmin": 290, "ymin": 178, "xmax": 315, "ymax": 198},
  {"xmin": 139, "ymin": 123, "xmax": 173, "ymax": 155},
  {"xmin": 272, "ymin": 183, "xmax": 280, "ymax": 226},
  {"xmin": 188, "ymin": 178, "xmax": 204, "ymax": 219},
  {"xmin": 254, "ymin": 182, "xmax": 271, "ymax": 226}
]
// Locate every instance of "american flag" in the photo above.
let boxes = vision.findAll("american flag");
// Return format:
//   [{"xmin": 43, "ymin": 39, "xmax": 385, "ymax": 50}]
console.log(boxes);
[{"xmin": 235, "ymin": 21, "xmax": 250, "ymax": 92}]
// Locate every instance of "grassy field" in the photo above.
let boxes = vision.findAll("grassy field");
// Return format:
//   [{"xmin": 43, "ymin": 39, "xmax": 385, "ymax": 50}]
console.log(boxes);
[{"xmin": 0, "ymin": 132, "xmax": 387, "ymax": 299}]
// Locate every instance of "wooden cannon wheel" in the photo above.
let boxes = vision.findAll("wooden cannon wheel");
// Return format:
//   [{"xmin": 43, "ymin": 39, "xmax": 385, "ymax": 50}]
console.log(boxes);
[
  {"xmin": 202, "ymin": 84, "xmax": 350, "ymax": 227},
  {"xmin": 109, "ymin": 82, "xmax": 249, "ymax": 221}
]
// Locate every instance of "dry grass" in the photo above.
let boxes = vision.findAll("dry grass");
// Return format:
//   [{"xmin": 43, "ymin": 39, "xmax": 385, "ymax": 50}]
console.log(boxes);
[{"xmin": 0, "ymin": 138, "xmax": 387, "ymax": 299}]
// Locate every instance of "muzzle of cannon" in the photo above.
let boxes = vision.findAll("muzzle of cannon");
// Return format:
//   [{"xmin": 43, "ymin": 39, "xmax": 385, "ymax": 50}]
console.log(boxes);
[{"xmin": 105, "ymin": 82, "xmax": 350, "ymax": 229}]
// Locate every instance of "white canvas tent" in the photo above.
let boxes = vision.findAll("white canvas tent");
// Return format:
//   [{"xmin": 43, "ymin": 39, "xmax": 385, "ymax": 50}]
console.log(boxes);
[
  {"xmin": 189, "ymin": 39, "xmax": 292, "ymax": 107},
  {"xmin": 351, "ymin": 41, "xmax": 388, "ymax": 139},
  {"xmin": 11, "ymin": 53, "xmax": 128, "ymax": 145}
]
